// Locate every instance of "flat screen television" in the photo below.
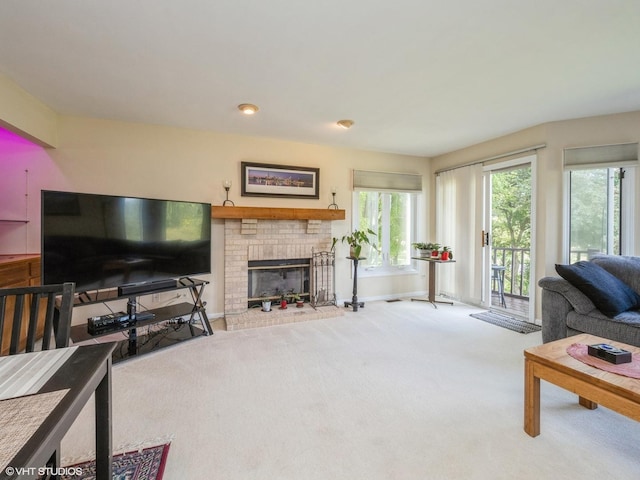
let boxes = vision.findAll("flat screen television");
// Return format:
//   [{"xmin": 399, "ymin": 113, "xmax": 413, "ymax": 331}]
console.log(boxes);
[{"xmin": 42, "ymin": 190, "xmax": 211, "ymax": 293}]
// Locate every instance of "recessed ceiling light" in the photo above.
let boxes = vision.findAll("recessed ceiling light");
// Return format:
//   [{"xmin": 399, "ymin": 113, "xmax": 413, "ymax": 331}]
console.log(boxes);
[
  {"xmin": 238, "ymin": 103, "xmax": 259, "ymax": 115},
  {"xmin": 337, "ymin": 119, "xmax": 354, "ymax": 129}
]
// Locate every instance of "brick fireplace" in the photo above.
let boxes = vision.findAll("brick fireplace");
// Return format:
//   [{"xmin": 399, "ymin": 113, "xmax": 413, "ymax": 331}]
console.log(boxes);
[{"xmin": 214, "ymin": 206, "xmax": 344, "ymax": 330}]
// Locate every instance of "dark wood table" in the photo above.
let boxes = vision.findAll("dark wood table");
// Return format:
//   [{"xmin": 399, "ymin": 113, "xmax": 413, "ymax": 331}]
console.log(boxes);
[
  {"xmin": 0, "ymin": 343, "xmax": 116, "ymax": 479},
  {"xmin": 410, "ymin": 257, "xmax": 456, "ymax": 307}
]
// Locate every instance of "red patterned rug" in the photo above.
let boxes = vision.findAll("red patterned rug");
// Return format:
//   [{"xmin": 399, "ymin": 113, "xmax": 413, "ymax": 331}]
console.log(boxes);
[{"xmin": 59, "ymin": 443, "xmax": 170, "ymax": 480}]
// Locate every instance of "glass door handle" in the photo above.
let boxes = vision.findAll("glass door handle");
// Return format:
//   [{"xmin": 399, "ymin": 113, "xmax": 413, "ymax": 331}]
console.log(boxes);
[{"xmin": 481, "ymin": 230, "xmax": 489, "ymax": 247}]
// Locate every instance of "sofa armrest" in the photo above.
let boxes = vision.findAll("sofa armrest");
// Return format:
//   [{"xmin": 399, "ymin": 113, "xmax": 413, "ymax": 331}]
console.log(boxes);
[
  {"xmin": 538, "ymin": 276, "xmax": 596, "ymax": 344},
  {"xmin": 538, "ymin": 276, "xmax": 596, "ymax": 314},
  {"xmin": 539, "ymin": 288, "xmax": 571, "ymax": 343}
]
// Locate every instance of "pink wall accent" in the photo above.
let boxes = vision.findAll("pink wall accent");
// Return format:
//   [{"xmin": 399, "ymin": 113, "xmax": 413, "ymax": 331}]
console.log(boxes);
[
  {"xmin": 0, "ymin": 126, "xmax": 61, "ymax": 254},
  {"xmin": 0, "ymin": 126, "xmax": 41, "ymax": 149}
]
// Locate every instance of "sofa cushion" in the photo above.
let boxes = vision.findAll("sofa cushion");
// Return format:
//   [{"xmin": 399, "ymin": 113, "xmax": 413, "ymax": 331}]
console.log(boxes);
[
  {"xmin": 590, "ymin": 254, "xmax": 640, "ymax": 294},
  {"xmin": 555, "ymin": 261, "xmax": 640, "ymax": 318}
]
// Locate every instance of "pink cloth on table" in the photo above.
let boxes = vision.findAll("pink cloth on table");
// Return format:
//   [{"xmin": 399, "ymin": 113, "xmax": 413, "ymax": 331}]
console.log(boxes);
[{"xmin": 566, "ymin": 343, "xmax": 640, "ymax": 379}]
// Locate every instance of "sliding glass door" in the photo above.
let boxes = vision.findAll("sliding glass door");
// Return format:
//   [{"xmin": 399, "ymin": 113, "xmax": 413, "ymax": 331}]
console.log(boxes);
[{"xmin": 482, "ymin": 156, "xmax": 535, "ymax": 320}]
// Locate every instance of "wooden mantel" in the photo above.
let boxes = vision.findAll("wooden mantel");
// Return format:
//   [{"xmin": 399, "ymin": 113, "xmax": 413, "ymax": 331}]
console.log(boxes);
[{"xmin": 211, "ymin": 205, "xmax": 345, "ymax": 221}]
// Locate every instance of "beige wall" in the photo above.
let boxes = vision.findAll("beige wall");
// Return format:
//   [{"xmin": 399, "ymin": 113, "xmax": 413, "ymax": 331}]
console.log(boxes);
[
  {"xmin": 431, "ymin": 110, "xmax": 640, "ymax": 320},
  {"xmin": 0, "ymin": 74, "xmax": 58, "ymax": 147},
  {"xmin": 1, "ymin": 109, "xmax": 430, "ymax": 320},
  {"xmin": 4, "ymin": 72, "xmax": 639, "ymax": 324}
]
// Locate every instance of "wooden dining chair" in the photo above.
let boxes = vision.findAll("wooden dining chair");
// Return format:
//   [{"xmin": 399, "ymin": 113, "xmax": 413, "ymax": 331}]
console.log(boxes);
[{"xmin": 0, "ymin": 282, "xmax": 75, "ymax": 356}]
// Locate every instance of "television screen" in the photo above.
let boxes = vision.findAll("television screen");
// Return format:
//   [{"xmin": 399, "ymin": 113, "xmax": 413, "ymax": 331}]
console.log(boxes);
[{"xmin": 42, "ymin": 191, "xmax": 211, "ymax": 292}]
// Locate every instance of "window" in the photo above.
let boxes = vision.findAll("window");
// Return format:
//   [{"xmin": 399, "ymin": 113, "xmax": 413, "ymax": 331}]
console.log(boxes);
[
  {"xmin": 353, "ymin": 190, "xmax": 418, "ymax": 274},
  {"xmin": 568, "ymin": 167, "xmax": 633, "ymax": 261},
  {"xmin": 563, "ymin": 143, "xmax": 638, "ymax": 261}
]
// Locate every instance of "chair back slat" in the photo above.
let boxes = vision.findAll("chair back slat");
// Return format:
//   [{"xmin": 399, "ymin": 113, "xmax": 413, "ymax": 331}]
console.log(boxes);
[
  {"xmin": 55, "ymin": 283, "xmax": 74, "ymax": 349},
  {"xmin": 0, "ymin": 296, "xmax": 6, "ymax": 350},
  {"xmin": 0, "ymin": 283, "xmax": 75, "ymax": 357},
  {"xmin": 9, "ymin": 294, "xmax": 25, "ymax": 355},
  {"xmin": 41, "ymin": 292, "xmax": 56, "ymax": 351},
  {"xmin": 25, "ymin": 293, "xmax": 42, "ymax": 353}
]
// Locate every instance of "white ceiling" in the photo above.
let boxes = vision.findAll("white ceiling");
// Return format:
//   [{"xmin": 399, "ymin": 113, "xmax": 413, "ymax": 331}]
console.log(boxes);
[{"xmin": 1, "ymin": 0, "xmax": 639, "ymax": 157}]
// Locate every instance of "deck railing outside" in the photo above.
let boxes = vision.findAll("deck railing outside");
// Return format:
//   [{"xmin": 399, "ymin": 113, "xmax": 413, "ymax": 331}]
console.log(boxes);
[
  {"xmin": 491, "ymin": 247, "xmax": 530, "ymax": 298},
  {"xmin": 569, "ymin": 249, "xmax": 606, "ymax": 263}
]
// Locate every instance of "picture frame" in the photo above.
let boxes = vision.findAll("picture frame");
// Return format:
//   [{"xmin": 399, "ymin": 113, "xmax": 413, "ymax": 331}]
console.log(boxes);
[{"xmin": 241, "ymin": 161, "xmax": 320, "ymax": 199}]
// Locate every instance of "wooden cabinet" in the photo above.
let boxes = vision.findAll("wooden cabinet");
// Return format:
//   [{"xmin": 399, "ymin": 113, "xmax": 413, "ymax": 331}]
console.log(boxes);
[
  {"xmin": 0, "ymin": 255, "xmax": 41, "ymax": 287},
  {"xmin": 0, "ymin": 255, "xmax": 41, "ymax": 355}
]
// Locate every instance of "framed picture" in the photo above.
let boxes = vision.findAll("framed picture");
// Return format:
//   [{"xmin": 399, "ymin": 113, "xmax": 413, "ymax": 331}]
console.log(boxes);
[{"xmin": 241, "ymin": 162, "xmax": 320, "ymax": 199}]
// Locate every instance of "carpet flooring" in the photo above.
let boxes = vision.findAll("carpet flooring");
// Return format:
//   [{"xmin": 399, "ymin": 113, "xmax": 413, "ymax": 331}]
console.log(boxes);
[
  {"xmin": 61, "ymin": 299, "xmax": 639, "ymax": 479},
  {"xmin": 61, "ymin": 444, "xmax": 169, "ymax": 480},
  {"xmin": 470, "ymin": 311, "xmax": 542, "ymax": 334}
]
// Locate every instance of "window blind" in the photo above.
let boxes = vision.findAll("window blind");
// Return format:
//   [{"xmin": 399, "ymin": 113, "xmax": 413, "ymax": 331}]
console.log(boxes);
[
  {"xmin": 564, "ymin": 143, "xmax": 638, "ymax": 169},
  {"xmin": 352, "ymin": 170, "xmax": 422, "ymax": 192}
]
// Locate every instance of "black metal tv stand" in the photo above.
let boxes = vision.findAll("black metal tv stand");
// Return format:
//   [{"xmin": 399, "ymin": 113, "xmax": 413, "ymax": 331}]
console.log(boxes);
[{"xmin": 69, "ymin": 277, "xmax": 212, "ymax": 362}]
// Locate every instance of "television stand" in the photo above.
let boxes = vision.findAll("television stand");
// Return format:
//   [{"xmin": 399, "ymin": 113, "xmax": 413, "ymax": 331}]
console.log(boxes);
[{"xmin": 70, "ymin": 277, "xmax": 212, "ymax": 362}]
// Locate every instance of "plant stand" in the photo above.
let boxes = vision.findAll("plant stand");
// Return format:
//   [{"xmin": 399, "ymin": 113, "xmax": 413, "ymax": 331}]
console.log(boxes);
[{"xmin": 344, "ymin": 256, "xmax": 365, "ymax": 312}]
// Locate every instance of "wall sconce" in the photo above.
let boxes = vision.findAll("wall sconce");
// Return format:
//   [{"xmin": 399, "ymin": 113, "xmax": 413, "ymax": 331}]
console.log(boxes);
[
  {"xmin": 328, "ymin": 186, "xmax": 338, "ymax": 209},
  {"xmin": 223, "ymin": 179, "xmax": 235, "ymax": 206}
]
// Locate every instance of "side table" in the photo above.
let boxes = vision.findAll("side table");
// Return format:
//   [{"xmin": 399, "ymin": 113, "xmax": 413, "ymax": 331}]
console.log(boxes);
[{"xmin": 410, "ymin": 257, "xmax": 456, "ymax": 308}]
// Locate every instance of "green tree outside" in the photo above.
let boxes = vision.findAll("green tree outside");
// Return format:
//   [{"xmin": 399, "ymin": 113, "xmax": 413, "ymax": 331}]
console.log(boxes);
[{"xmin": 491, "ymin": 167, "xmax": 531, "ymax": 295}]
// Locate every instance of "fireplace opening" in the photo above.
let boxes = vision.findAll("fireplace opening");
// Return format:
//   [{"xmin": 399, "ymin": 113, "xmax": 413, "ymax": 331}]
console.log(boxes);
[{"xmin": 248, "ymin": 258, "xmax": 310, "ymax": 308}]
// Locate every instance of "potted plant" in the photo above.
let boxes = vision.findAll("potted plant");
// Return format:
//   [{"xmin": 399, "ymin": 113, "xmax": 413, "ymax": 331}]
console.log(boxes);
[
  {"xmin": 260, "ymin": 293, "xmax": 272, "ymax": 312},
  {"xmin": 336, "ymin": 228, "xmax": 376, "ymax": 259},
  {"xmin": 441, "ymin": 246, "xmax": 452, "ymax": 261},
  {"xmin": 290, "ymin": 292, "xmax": 304, "ymax": 308},
  {"xmin": 430, "ymin": 243, "xmax": 441, "ymax": 258},
  {"xmin": 279, "ymin": 292, "xmax": 288, "ymax": 310},
  {"xmin": 411, "ymin": 242, "xmax": 431, "ymax": 258}
]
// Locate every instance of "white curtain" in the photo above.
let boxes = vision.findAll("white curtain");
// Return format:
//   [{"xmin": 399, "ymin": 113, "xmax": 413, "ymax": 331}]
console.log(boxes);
[{"xmin": 435, "ymin": 164, "xmax": 483, "ymax": 304}]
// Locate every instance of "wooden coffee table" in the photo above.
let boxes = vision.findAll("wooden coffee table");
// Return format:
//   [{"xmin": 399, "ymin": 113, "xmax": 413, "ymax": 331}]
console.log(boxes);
[{"xmin": 524, "ymin": 333, "xmax": 640, "ymax": 437}]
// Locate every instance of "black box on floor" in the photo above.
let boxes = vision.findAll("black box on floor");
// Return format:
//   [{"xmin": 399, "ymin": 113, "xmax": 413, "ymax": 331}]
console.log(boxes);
[{"xmin": 587, "ymin": 343, "xmax": 632, "ymax": 364}]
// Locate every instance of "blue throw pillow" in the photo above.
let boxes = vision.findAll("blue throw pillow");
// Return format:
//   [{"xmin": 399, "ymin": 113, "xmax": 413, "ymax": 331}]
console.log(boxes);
[{"xmin": 555, "ymin": 261, "xmax": 640, "ymax": 318}]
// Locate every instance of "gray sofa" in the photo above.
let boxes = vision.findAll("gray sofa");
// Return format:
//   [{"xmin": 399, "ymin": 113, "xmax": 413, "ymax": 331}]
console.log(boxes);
[{"xmin": 538, "ymin": 254, "xmax": 640, "ymax": 347}]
